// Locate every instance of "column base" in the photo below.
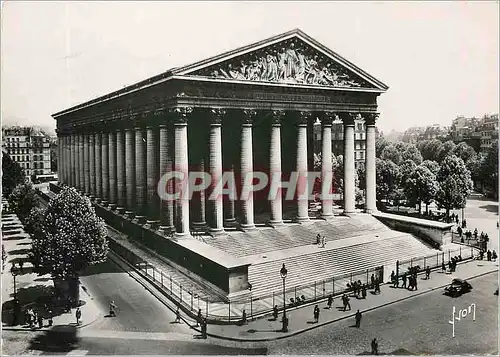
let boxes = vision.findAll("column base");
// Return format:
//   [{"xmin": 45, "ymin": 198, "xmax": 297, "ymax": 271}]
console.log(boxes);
[
  {"xmin": 365, "ymin": 208, "xmax": 377, "ymax": 214},
  {"xmin": 89, "ymin": 195, "xmax": 96, "ymax": 201},
  {"xmin": 108, "ymin": 203, "xmax": 117, "ymax": 211},
  {"xmin": 134, "ymin": 215, "xmax": 146, "ymax": 225},
  {"xmin": 158, "ymin": 225, "xmax": 174, "ymax": 236},
  {"xmin": 192, "ymin": 221, "xmax": 207, "ymax": 230},
  {"xmin": 144, "ymin": 220, "xmax": 159, "ymax": 230},
  {"xmin": 240, "ymin": 223, "xmax": 256, "ymax": 231},
  {"xmin": 295, "ymin": 216, "xmax": 310, "ymax": 223},
  {"xmin": 269, "ymin": 220, "xmax": 284, "ymax": 227},
  {"xmin": 174, "ymin": 231, "xmax": 191, "ymax": 239},
  {"xmin": 95, "ymin": 198, "xmax": 102, "ymax": 204},
  {"xmin": 124, "ymin": 210, "xmax": 135, "ymax": 219},
  {"xmin": 321, "ymin": 213, "xmax": 335, "ymax": 221},
  {"xmin": 209, "ymin": 227, "xmax": 225, "ymax": 237},
  {"xmin": 116, "ymin": 206, "xmax": 125, "ymax": 214},
  {"xmin": 100, "ymin": 200, "xmax": 109, "ymax": 207}
]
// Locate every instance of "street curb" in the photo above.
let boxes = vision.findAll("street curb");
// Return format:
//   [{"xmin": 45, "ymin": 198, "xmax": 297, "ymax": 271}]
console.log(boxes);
[{"xmin": 202, "ymin": 268, "xmax": 498, "ymax": 342}]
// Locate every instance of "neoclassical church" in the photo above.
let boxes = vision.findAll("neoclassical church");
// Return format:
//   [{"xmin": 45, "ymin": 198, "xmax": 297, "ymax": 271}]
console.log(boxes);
[{"xmin": 53, "ymin": 30, "xmax": 439, "ymax": 301}]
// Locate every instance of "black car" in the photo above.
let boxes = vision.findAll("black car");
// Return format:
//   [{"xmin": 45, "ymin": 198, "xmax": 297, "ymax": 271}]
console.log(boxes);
[{"xmin": 445, "ymin": 278, "xmax": 472, "ymax": 296}]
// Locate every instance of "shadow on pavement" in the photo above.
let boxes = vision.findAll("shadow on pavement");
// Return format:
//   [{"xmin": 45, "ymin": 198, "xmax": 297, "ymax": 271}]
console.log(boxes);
[
  {"xmin": 28, "ymin": 325, "xmax": 79, "ymax": 353},
  {"xmin": 479, "ymin": 204, "xmax": 498, "ymax": 213},
  {"xmin": 8, "ymin": 248, "xmax": 31, "ymax": 256},
  {"xmin": 79, "ymin": 257, "xmax": 128, "ymax": 277}
]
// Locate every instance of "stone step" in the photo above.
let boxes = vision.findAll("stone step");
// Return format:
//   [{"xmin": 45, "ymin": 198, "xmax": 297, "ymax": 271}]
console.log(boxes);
[{"xmin": 247, "ymin": 234, "xmax": 438, "ymax": 297}]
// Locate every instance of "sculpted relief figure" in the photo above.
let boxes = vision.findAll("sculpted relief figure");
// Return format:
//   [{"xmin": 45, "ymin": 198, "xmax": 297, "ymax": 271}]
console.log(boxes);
[{"xmin": 204, "ymin": 41, "xmax": 364, "ymax": 87}]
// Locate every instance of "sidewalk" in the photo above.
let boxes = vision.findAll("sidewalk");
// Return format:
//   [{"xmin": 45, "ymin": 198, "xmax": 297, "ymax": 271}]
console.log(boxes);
[
  {"xmin": 198, "ymin": 259, "xmax": 498, "ymax": 341},
  {"xmin": 1, "ymin": 212, "xmax": 102, "ymax": 332}
]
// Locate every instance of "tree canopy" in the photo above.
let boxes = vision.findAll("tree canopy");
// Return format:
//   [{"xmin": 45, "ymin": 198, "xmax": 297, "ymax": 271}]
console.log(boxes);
[
  {"xmin": 7, "ymin": 183, "xmax": 37, "ymax": 222},
  {"xmin": 435, "ymin": 155, "xmax": 473, "ymax": 214},
  {"xmin": 29, "ymin": 187, "xmax": 108, "ymax": 280},
  {"xmin": 2, "ymin": 152, "xmax": 25, "ymax": 198}
]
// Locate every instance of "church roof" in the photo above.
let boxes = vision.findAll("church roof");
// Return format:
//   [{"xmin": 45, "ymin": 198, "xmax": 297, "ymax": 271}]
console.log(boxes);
[{"xmin": 53, "ymin": 29, "xmax": 388, "ymax": 117}]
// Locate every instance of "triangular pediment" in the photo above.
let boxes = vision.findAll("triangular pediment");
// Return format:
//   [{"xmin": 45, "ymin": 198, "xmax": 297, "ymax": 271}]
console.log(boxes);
[{"xmin": 174, "ymin": 29, "xmax": 388, "ymax": 91}]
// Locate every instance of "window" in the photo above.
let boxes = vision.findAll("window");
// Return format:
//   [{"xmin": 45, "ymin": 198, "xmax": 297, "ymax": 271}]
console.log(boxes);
[
  {"xmin": 26, "ymin": 155, "xmax": 29, "ymax": 161},
  {"xmin": 357, "ymin": 123, "xmax": 362, "ymax": 131},
  {"xmin": 26, "ymin": 163, "xmax": 29, "ymax": 169},
  {"xmin": 40, "ymin": 163, "xmax": 43, "ymax": 169},
  {"xmin": 16, "ymin": 138, "xmax": 19, "ymax": 142}
]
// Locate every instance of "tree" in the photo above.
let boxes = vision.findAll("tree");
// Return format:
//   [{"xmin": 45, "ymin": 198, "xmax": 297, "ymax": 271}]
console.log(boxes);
[
  {"xmin": 401, "ymin": 144, "xmax": 423, "ymax": 165},
  {"xmin": 452, "ymin": 142, "xmax": 477, "ymax": 165},
  {"xmin": 2, "ymin": 152, "xmax": 25, "ymax": 198},
  {"xmin": 24, "ymin": 207, "xmax": 45, "ymax": 236},
  {"xmin": 435, "ymin": 155, "xmax": 473, "ymax": 216},
  {"xmin": 376, "ymin": 137, "xmax": 390, "ymax": 158},
  {"xmin": 436, "ymin": 140, "xmax": 456, "ymax": 162},
  {"xmin": 381, "ymin": 145, "xmax": 402, "ymax": 165},
  {"xmin": 421, "ymin": 160, "xmax": 440, "ymax": 176},
  {"xmin": 418, "ymin": 139, "xmax": 443, "ymax": 161},
  {"xmin": 478, "ymin": 144, "xmax": 499, "ymax": 197},
  {"xmin": 404, "ymin": 165, "xmax": 439, "ymax": 214},
  {"xmin": 399, "ymin": 160, "xmax": 418, "ymax": 187},
  {"xmin": 376, "ymin": 158, "xmax": 400, "ymax": 205},
  {"xmin": 29, "ymin": 187, "xmax": 108, "ymax": 304},
  {"xmin": 7, "ymin": 183, "xmax": 37, "ymax": 222}
]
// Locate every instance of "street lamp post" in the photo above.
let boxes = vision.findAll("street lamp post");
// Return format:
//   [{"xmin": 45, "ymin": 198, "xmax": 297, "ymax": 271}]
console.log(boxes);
[
  {"xmin": 10, "ymin": 262, "xmax": 18, "ymax": 300},
  {"xmin": 280, "ymin": 263, "xmax": 288, "ymax": 332}
]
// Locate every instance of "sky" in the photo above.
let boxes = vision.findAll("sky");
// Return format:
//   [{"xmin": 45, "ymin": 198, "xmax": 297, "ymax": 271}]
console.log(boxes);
[{"xmin": 1, "ymin": 1, "xmax": 499, "ymax": 135}]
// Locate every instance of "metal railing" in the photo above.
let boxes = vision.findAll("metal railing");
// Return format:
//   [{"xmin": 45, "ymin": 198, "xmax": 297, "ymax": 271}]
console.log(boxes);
[
  {"xmin": 396, "ymin": 246, "xmax": 475, "ymax": 278},
  {"xmin": 109, "ymin": 236, "xmax": 383, "ymax": 323}
]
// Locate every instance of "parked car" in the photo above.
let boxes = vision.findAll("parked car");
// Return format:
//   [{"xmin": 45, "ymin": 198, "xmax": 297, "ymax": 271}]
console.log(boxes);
[{"xmin": 445, "ymin": 278, "xmax": 472, "ymax": 296}]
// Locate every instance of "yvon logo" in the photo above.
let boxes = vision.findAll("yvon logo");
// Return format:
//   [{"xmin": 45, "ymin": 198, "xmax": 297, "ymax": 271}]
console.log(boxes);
[{"xmin": 449, "ymin": 303, "xmax": 476, "ymax": 338}]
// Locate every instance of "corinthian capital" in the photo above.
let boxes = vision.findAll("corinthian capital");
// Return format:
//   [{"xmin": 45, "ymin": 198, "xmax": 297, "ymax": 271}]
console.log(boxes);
[
  {"xmin": 297, "ymin": 111, "xmax": 312, "ymax": 126},
  {"xmin": 270, "ymin": 110, "xmax": 285, "ymax": 126},
  {"xmin": 362, "ymin": 113, "xmax": 379, "ymax": 126},
  {"xmin": 338, "ymin": 112, "xmax": 358, "ymax": 126},
  {"xmin": 242, "ymin": 109, "xmax": 257, "ymax": 125},
  {"xmin": 318, "ymin": 112, "xmax": 335, "ymax": 127},
  {"xmin": 210, "ymin": 108, "xmax": 226, "ymax": 125},
  {"xmin": 170, "ymin": 107, "xmax": 193, "ymax": 125}
]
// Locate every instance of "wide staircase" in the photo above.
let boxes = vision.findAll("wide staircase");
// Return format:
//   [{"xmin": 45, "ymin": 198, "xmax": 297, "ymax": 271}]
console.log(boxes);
[
  {"xmin": 248, "ymin": 232, "xmax": 439, "ymax": 298},
  {"xmin": 204, "ymin": 214, "xmax": 390, "ymax": 258}
]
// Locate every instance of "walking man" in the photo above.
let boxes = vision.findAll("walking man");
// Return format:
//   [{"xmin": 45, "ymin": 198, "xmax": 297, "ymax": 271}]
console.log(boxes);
[
  {"xmin": 175, "ymin": 307, "xmax": 181, "ymax": 323},
  {"xmin": 425, "ymin": 266, "xmax": 431, "ymax": 280},
  {"xmin": 362, "ymin": 284, "xmax": 367, "ymax": 299},
  {"xmin": 487, "ymin": 250, "xmax": 492, "ymax": 261},
  {"xmin": 242, "ymin": 309, "xmax": 247, "ymax": 325},
  {"xmin": 313, "ymin": 305, "xmax": 320, "ymax": 323},
  {"xmin": 355, "ymin": 309, "xmax": 362, "ymax": 328},
  {"xmin": 196, "ymin": 308, "xmax": 202, "ymax": 327},
  {"xmin": 327, "ymin": 295, "xmax": 333, "ymax": 309},
  {"xmin": 273, "ymin": 305, "xmax": 279, "ymax": 320},
  {"xmin": 401, "ymin": 274, "xmax": 407, "ymax": 288},
  {"xmin": 371, "ymin": 338, "xmax": 379, "ymax": 355},
  {"xmin": 75, "ymin": 307, "xmax": 81, "ymax": 325}
]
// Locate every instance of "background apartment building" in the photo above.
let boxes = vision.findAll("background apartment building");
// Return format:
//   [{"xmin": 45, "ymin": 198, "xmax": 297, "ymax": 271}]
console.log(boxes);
[
  {"xmin": 314, "ymin": 118, "xmax": 377, "ymax": 170},
  {"xmin": 2, "ymin": 126, "xmax": 52, "ymax": 180}
]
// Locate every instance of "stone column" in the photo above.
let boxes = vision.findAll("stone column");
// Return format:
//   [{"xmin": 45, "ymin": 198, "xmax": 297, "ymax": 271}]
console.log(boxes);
[
  {"xmin": 269, "ymin": 110, "xmax": 284, "ymax": 226},
  {"xmin": 101, "ymin": 131, "xmax": 109, "ymax": 206},
  {"xmin": 239, "ymin": 109, "xmax": 257, "ymax": 230},
  {"xmin": 62, "ymin": 135, "xmax": 68, "ymax": 184},
  {"xmin": 125, "ymin": 127, "xmax": 136, "ymax": 216},
  {"xmin": 296, "ymin": 111, "xmax": 311, "ymax": 222},
  {"xmin": 191, "ymin": 158, "xmax": 206, "ymax": 230},
  {"xmin": 89, "ymin": 132, "xmax": 96, "ymax": 198},
  {"xmin": 208, "ymin": 109, "xmax": 225, "ymax": 235},
  {"xmin": 68, "ymin": 135, "xmax": 74, "ymax": 186},
  {"xmin": 108, "ymin": 131, "xmax": 117, "ymax": 208},
  {"xmin": 71, "ymin": 134, "xmax": 77, "ymax": 187},
  {"xmin": 146, "ymin": 125, "xmax": 159, "ymax": 223},
  {"xmin": 116, "ymin": 129, "xmax": 126, "ymax": 212},
  {"xmin": 224, "ymin": 164, "xmax": 236, "ymax": 226},
  {"xmin": 95, "ymin": 132, "xmax": 102, "ymax": 201},
  {"xmin": 173, "ymin": 107, "xmax": 192, "ymax": 236},
  {"xmin": 158, "ymin": 122, "xmax": 174, "ymax": 232},
  {"xmin": 340, "ymin": 113, "xmax": 356, "ymax": 214},
  {"xmin": 320, "ymin": 112, "xmax": 334, "ymax": 219},
  {"xmin": 79, "ymin": 134, "xmax": 84, "ymax": 192},
  {"xmin": 57, "ymin": 135, "xmax": 63, "ymax": 183},
  {"xmin": 75, "ymin": 134, "xmax": 80, "ymax": 190},
  {"xmin": 83, "ymin": 133, "xmax": 90, "ymax": 195},
  {"xmin": 135, "ymin": 126, "xmax": 147, "ymax": 222},
  {"xmin": 364, "ymin": 113, "xmax": 378, "ymax": 213}
]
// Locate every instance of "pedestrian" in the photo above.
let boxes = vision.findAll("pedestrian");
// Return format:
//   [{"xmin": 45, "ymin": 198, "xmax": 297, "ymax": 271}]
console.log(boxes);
[
  {"xmin": 480, "ymin": 250, "xmax": 485, "ymax": 260},
  {"xmin": 497, "ymin": 221, "xmax": 499, "ymax": 229},
  {"xmin": 492, "ymin": 250, "xmax": 497, "ymax": 261},
  {"xmin": 109, "ymin": 301, "xmax": 117, "ymax": 317},
  {"xmin": 448, "ymin": 261, "xmax": 453, "ymax": 273},
  {"xmin": 196, "ymin": 308, "xmax": 202, "ymax": 327},
  {"xmin": 201, "ymin": 318, "xmax": 207, "ymax": 339},
  {"xmin": 26, "ymin": 308, "xmax": 32, "ymax": 328},
  {"xmin": 414, "ymin": 276, "xmax": 418, "ymax": 290},
  {"xmin": 313, "ymin": 305, "xmax": 320, "ymax": 323},
  {"xmin": 32, "ymin": 310, "xmax": 38, "ymax": 329},
  {"xmin": 175, "ymin": 307, "xmax": 181, "ymax": 323},
  {"xmin": 455, "ymin": 216, "xmax": 459, "ymax": 224},
  {"xmin": 241, "ymin": 309, "xmax": 247, "ymax": 325},
  {"xmin": 370, "ymin": 274, "xmax": 375, "ymax": 288},
  {"xmin": 355, "ymin": 309, "xmax": 362, "ymax": 328},
  {"xmin": 375, "ymin": 279, "xmax": 381, "ymax": 294},
  {"xmin": 345, "ymin": 294, "xmax": 351, "ymax": 311},
  {"xmin": 12, "ymin": 299, "xmax": 20, "ymax": 326},
  {"xmin": 273, "ymin": 305, "xmax": 279, "ymax": 320},
  {"xmin": 474, "ymin": 228, "xmax": 478, "ymax": 239},
  {"xmin": 327, "ymin": 295, "xmax": 333, "ymax": 309},
  {"xmin": 322, "ymin": 236, "xmax": 326, "ymax": 248},
  {"xmin": 19, "ymin": 260, "xmax": 24, "ymax": 274},
  {"xmin": 38, "ymin": 313, "xmax": 43, "ymax": 329},
  {"xmin": 371, "ymin": 338, "xmax": 379, "ymax": 355},
  {"xmin": 75, "ymin": 307, "xmax": 81, "ymax": 325},
  {"xmin": 390, "ymin": 271, "xmax": 395, "ymax": 284},
  {"xmin": 441, "ymin": 262, "xmax": 446, "ymax": 272},
  {"xmin": 316, "ymin": 234, "xmax": 321, "ymax": 245},
  {"xmin": 362, "ymin": 284, "xmax": 367, "ymax": 299},
  {"xmin": 487, "ymin": 250, "xmax": 492, "ymax": 261},
  {"xmin": 425, "ymin": 266, "xmax": 431, "ymax": 280},
  {"xmin": 407, "ymin": 276, "xmax": 413, "ymax": 290},
  {"xmin": 402, "ymin": 274, "xmax": 407, "ymax": 288},
  {"xmin": 47, "ymin": 307, "xmax": 53, "ymax": 327}
]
